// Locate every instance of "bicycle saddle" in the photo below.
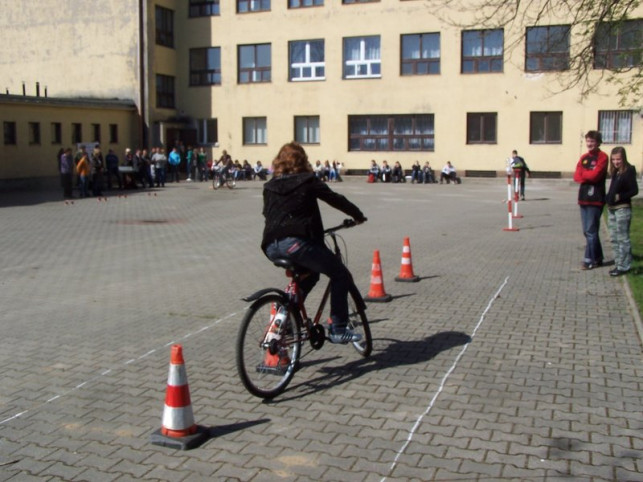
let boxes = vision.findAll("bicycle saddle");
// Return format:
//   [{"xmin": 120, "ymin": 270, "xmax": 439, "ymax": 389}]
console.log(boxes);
[{"xmin": 272, "ymin": 258, "xmax": 297, "ymax": 270}]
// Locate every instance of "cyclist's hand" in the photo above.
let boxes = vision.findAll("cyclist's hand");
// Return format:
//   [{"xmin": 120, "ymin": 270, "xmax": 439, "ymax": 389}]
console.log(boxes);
[{"xmin": 354, "ymin": 216, "xmax": 367, "ymax": 225}]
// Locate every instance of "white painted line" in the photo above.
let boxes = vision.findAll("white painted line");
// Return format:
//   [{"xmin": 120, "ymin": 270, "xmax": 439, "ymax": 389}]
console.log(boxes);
[{"xmin": 381, "ymin": 277, "xmax": 509, "ymax": 481}]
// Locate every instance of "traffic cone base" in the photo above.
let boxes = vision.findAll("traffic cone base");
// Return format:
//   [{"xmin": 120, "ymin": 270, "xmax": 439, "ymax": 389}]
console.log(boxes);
[
  {"xmin": 364, "ymin": 250, "xmax": 392, "ymax": 303},
  {"xmin": 150, "ymin": 344, "xmax": 209, "ymax": 450}
]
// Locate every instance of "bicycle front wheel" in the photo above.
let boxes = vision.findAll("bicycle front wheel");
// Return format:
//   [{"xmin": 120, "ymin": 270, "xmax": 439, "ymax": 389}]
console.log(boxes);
[
  {"xmin": 347, "ymin": 287, "xmax": 372, "ymax": 357},
  {"xmin": 212, "ymin": 174, "xmax": 221, "ymax": 190},
  {"xmin": 236, "ymin": 295, "xmax": 301, "ymax": 399}
]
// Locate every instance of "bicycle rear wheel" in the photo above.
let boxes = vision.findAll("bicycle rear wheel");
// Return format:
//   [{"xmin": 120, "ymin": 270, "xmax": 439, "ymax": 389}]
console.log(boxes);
[
  {"xmin": 236, "ymin": 295, "xmax": 300, "ymax": 399},
  {"xmin": 347, "ymin": 287, "xmax": 372, "ymax": 357},
  {"xmin": 225, "ymin": 176, "xmax": 236, "ymax": 189}
]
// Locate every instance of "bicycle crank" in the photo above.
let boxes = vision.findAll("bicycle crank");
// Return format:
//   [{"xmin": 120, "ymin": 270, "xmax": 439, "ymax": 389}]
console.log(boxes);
[{"xmin": 309, "ymin": 324, "xmax": 325, "ymax": 350}]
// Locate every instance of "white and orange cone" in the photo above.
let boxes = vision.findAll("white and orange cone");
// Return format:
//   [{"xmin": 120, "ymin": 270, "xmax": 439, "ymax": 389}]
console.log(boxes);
[
  {"xmin": 364, "ymin": 250, "xmax": 392, "ymax": 302},
  {"xmin": 395, "ymin": 237, "xmax": 420, "ymax": 282},
  {"xmin": 150, "ymin": 344, "xmax": 208, "ymax": 450}
]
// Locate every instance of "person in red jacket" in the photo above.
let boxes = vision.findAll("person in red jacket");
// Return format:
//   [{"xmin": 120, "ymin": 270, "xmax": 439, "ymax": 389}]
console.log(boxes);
[{"xmin": 573, "ymin": 130, "xmax": 608, "ymax": 270}]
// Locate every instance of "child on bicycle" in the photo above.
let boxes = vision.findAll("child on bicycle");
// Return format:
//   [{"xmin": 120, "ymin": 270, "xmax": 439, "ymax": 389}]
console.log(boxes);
[{"xmin": 261, "ymin": 142, "xmax": 367, "ymax": 344}]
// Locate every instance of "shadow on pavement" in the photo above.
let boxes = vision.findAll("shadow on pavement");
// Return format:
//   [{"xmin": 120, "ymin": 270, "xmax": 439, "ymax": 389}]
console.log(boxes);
[{"xmin": 274, "ymin": 331, "xmax": 472, "ymax": 402}]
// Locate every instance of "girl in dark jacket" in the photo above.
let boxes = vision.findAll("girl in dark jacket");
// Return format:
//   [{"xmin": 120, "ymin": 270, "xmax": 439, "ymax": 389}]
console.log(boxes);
[
  {"xmin": 261, "ymin": 142, "xmax": 366, "ymax": 343},
  {"xmin": 606, "ymin": 146, "xmax": 639, "ymax": 276}
]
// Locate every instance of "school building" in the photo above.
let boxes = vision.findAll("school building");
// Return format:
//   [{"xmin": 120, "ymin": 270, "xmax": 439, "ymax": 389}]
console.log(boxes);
[{"xmin": 1, "ymin": 0, "xmax": 641, "ymax": 183}]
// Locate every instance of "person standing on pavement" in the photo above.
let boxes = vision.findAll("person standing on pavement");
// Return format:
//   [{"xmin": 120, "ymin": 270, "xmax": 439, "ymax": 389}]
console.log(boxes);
[
  {"xmin": 261, "ymin": 142, "xmax": 367, "ymax": 344},
  {"xmin": 60, "ymin": 148, "xmax": 74, "ymax": 199},
  {"xmin": 606, "ymin": 146, "xmax": 638, "ymax": 277},
  {"xmin": 105, "ymin": 149, "xmax": 122, "ymax": 190},
  {"xmin": 573, "ymin": 130, "xmax": 609, "ymax": 270},
  {"xmin": 168, "ymin": 147, "xmax": 181, "ymax": 183},
  {"xmin": 510, "ymin": 150, "xmax": 531, "ymax": 200}
]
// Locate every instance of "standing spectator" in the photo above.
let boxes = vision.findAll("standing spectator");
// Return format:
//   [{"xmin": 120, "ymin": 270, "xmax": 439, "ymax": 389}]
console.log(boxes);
[
  {"xmin": 334, "ymin": 161, "xmax": 343, "ymax": 182},
  {"xmin": 140, "ymin": 149, "xmax": 153, "ymax": 188},
  {"xmin": 91, "ymin": 146, "xmax": 105, "ymax": 196},
  {"xmin": 76, "ymin": 151, "xmax": 90, "ymax": 198},
  {"xmin": 60, "ymin": 148, "xmax": 74, "ymax": 199},
  {"xmin": 105, "ymin": 149, "xmax": 122, "ymax": 190},
  {"xmin": 509, "ymin": 150, "xmax": 531, "ymax": 200},
  {"xmin": 197, "ymin": 147, "xmax": 208, "ymax": 182},
  {"xmin": 606, "ymin": 146, "xmax": 638, "ymax": 277},
  {"xmin": 573, "ymin": 130, "xmax": 608, "ymax": 270},
  {"xmin": 152, "ymin": 147, "xmax": 168, "ymax": 187},
  {"xmin": 186, "ymin": 145, "xmax": 195, "ymax": 181},
  {"xmin": 168, "ymin": 147, "xmax": 181, "ymax": 183}
]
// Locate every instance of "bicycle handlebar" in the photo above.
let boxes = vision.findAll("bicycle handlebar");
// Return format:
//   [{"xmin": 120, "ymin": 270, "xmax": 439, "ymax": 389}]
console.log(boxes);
[{"xmin": 324, "ymin": 217, "xmax": 367, "ymax": 234}]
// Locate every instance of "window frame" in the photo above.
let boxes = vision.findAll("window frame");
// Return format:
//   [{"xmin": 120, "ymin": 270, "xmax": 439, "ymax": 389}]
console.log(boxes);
[
  {"xmin": 4, "ymin": 121, "xmax": 17, "ymax": 145},
  {"xmin": 237, "ymin": 0, "xmax": 270, "ymax": 13},
  {"xmin": 243, "ymin": 117, "xmax": 267, "ymax": 145},
  {"xmin": 343, "ymin": 35, "xmax": 381, "ymax": 79},
  {"xmin": 71, "ymin": 123, "xmax": 82, "ymax": 144},
  {"xmin": 289, "ymin": 39, "xmax": 325, "ymax": 81},
  {"xmin": 197, "ymin": 118, "xmax": 219, "ymax": 145},
  {"xmin": 238, "ymin": 43, "xmax": 272, "ymax": 84},
  {"xmin": 401, "ymin": 32, "xmax": 441, "ymax": 76},
  {"xmin": 189, "ymin": 0, "xmax": 220, "ymax": 17},
  {"xmin": 598, "ymin": 110, "xmax": 633, "ymax": 144},
  {"xmin": 155, "ymin": 6, "xmax": 174, "ymax": 48},
  {"xmin": 529, "ymin": 111, "xmax": 563, "ymax": 144},
  {"xmin": 466, "ymin": 112, "xmax": 497, "ymax": 144},
  {"xmin": 109, "ymin": 124, "xmax": 118, "ymax": 144},
  {"xmin": 348, "ymin": 114, "xmax": 435, "ymax": 152},
  {"xmin": 461, "ymin": 29, "xmax": 504, "ymax": 73},
  {"xmin": 593, "ymin": 19, "xmax": 642, "ymax": 70},
  {"xmin": 92, "ymin": 123, "xmax": 101, "ymax": 143},
  {"xmin": 525, "ymin": 25, "xmax": 571, "ymax": 72},
  {"xmin": 51, "ymin": 122, "xmax": 62, "ymax": 145},
  {"xmin": 190, "ymin": 47, "xmax": 222, "ymax": 86},
  {"xmin": 288, "ymin": 0, "xmax": 323, "ymax": 8},
  {"xmin": 294, "ymin": 116, "xmax": 320, "ymax": 144},
  {"xmin": 156, "ymin": 74, "xmax": 176, "ymax": 109}
]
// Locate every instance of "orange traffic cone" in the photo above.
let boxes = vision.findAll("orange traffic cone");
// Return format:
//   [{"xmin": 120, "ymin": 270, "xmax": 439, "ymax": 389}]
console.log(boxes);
[
  {"xmin": 395, "ymin": 237, "xmax": 420, "ymax": 282},
  {"xmin": 261, "ymin": 304, "xmax": 290, "ymax": 371},
  {"xmin": 150, "ymin": 344, "xmax": 208, "ymax": 450},
  {"xmin": 364, "ymin": 250, "xmax": 392, "ymax": 302}
]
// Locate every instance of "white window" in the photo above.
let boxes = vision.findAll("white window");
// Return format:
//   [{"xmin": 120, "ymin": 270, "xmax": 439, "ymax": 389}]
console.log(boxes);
[
  {"xmin": 598, "ymin": 111, "xmax": 632, "ymax": 144},
  {"xmin": 290, "ymin": 40, "xmax": 325, "ymax": 81},
  {"xmin": 295, "ymin": 116, "xmax": 320, "ymax": 144},
  {"xmin": 243, "ymin": 117, "xmax": 267, "ymax": 144},
  {"xmin": 343, "ymin": 36, "xmax": 381, "ymax": 79}
]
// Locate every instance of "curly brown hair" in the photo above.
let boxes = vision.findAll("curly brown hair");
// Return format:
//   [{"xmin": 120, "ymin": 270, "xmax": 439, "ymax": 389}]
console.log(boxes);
[{"xmin": 272, "ymin": 142, "xmax": 312, "ymax": 176}]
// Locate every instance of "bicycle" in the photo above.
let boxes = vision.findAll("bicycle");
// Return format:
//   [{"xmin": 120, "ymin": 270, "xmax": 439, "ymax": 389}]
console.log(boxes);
[
  {"xmin": 212, "ymin": 169, "xmax": 236, "ymax": 190},
  {"xmin": 236, "ymin": 219, "xmax": 372, "ymax": 399}
]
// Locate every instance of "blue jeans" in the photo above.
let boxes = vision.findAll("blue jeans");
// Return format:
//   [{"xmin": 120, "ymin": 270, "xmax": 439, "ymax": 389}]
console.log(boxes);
[
  {"xmin": 264, "ymin": 237, "xmax": 353, "ymax": 327},
  {"xmin": 607, "ymin": 207, "xmax": 632, "ymax": 271},
  {"xmin": 580, "ymin": 205, "xmax": 604, "ymax": 264}
]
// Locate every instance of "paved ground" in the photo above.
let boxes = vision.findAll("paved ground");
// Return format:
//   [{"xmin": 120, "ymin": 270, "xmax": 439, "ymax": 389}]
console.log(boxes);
[{"xmin": 0, "ymin": 176, "xmax": 641, "ymax": 482}]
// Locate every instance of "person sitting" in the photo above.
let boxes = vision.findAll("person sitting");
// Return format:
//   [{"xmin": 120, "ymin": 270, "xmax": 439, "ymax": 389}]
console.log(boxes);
[
  {"xmin": 410, "ymin": 161, "xmax": 422, "ymax": 183},
  {"xmin": 368, "ymin": 160, "xmax": 380, "ymax": 183},
  {"xmin": 242, "ymin": 160, "xmax": 253, "ymax": 180},
  {"xmin": 422, "ymin": 162, "xmax": 436, "ymax": 184},
  {"xmin": 392, "ymin": 161, "xmax": 405, "ymax": 183},
  {"xmin": 381, "ymin": 160, "xmax": 392, "ymax": 182},
  {"xmin": 440, "ymin": 161, "xmax": 460, "ymax": 184},
  {"xmin": 313, "ymin": 160, "xmax": 325, "ymax": 180},
  {"xmin": 253, "ymin": 160, "xmax": 267, "ymax": 180}
]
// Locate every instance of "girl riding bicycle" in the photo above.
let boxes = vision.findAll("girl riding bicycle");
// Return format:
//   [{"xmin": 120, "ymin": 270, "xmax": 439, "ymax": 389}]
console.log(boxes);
[{"xmin": 261, "ymin": 142, "xmax": 367, "ymax": 344}]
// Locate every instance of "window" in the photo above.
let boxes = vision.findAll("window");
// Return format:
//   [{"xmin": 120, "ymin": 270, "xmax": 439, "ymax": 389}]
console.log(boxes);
[
  {"xmin": 343, "ymin": 36, "xmax": 381, "ymax": 79},
  {"xmin": 401, "ymin": 33, "xmax": 440, "ymax": 75},
  {"xmin": 289, "ymin": 0, "xmax": 323, "ymax": 7},
  {"xmin": 92, "ymin": 123, "xmax": 101, "ymax": 143},
  {"xmin": 51, "ymin": 122, "xmax": 62, "ymax": 145},
  {"xmin": 4, "ymin": 122, "xmax": 16, "ymax": 145},
  {"xmin": 599, "ymin": 111, "xmax": 633, "ymax": 144},
  {"xmin": 243, "ymin": 117, "xmax": 267, "ymax": 144},
  {"xmin": 462, "ymin": 29, "xmax": 503, "ymax": 73},
  {"xmin": 109, "ymin": 124, "xmax": 118, "ymax": 144},
  {"xmin": 466, "ymin": 113, "xmax": 497, "ymax": 144},
  {"xmin": 237, "ymin": 0, "xmax": 270, "ymax": 12},
  {"xmin": 343, "ymin": 0, "xmax": 379, "ymax": 3},
  {"xmin": 295, "ymin": 116, "xmax": 320, "ymax": 144},
  {"xmin": 197, "ymin": 118, "xmax": 219, "ymax": 145},
  {"xmin": 348, "ymin": 114, "xmax": 434, "ymax": 151},
  {"xmin": 190, "ymin": 47, "xmax": 222, "ymax": 86},
  {"xmin": 594, "ymin": 19, "xmax": 642, "ymax": 69},
  {"xmin": 238, "ymin": 44, "xmax": 271, "ymax": 83},
  {"xmin": 155, "ymin": 6, "xmax": 174, "ymax": 48},
  {"xmin": 72, "ymin": 123, "xmax": 82, "ymax": 144},
  {"xmin": 529, "ymin": 112, "xmax": 562, "ymax": 144},
  {"xmin": 156, "ymin": 74, "xmax": 176, "ymax": 108},
  {"xmin": 526, "ymin": 25, "xmax": 570, "ymax": 72},
  {"xmin": 189, "ymin": 0, "xmax": 220, "ymax": 17},
  {"xmin": 289, "ymin": 40, "xmax": 325, "ymax": 81},
  {"xmin": 28, "ymin": 122, "xmax": 41, "ymax": 145}
]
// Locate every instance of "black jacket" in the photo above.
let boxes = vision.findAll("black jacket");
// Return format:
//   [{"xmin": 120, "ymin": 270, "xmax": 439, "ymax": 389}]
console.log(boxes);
[
  {"xmin": 606, "ymin": 165, "xmax": 639, "ymax": 207},
  {"xmin": 261, "ymin": 172, "xmax": 364, "ymax": 251}
]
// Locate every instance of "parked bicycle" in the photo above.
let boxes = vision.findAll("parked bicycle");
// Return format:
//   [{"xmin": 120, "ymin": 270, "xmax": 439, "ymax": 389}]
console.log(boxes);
[
  {"xmin": 236, "ymin": 219, "xmax": 372, "ymax": 399},
  {"xmin": 212, "ymin": 168, "xmax": 236, "ymax": 190}
]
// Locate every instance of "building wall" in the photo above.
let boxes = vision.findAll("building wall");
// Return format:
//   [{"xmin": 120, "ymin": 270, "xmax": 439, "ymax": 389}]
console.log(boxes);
[
  {"xmin": 0, "ymin": 97, "xmax": 138, "ymax": 179},
  {"xmin": 174, "ymin": 1, "xmax": 642, "ymax": 174}
]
